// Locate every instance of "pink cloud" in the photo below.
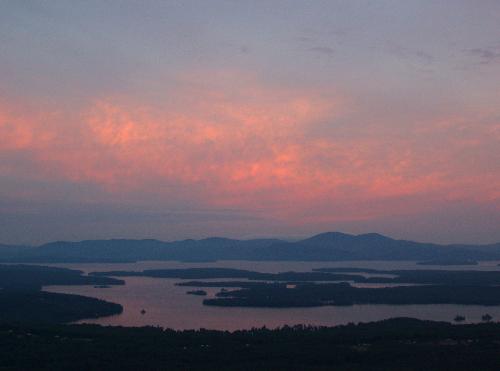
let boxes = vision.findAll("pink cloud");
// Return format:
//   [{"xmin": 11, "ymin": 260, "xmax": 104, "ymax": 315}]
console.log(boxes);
[{"xmin": 1, "ymin": 72, "xmax": 499, "ymax": 228}]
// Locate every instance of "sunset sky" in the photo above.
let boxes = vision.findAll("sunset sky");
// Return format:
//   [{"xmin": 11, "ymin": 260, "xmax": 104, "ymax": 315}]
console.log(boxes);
[{"xmin": 1, "ymin": 1, "xmax": 499, "ymax": 245}]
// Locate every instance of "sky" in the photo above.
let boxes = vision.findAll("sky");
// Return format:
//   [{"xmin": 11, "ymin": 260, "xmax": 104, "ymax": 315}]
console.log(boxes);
[{"xmin": 1, "ymin": 0, "xmax": 499, "ymax": 245}]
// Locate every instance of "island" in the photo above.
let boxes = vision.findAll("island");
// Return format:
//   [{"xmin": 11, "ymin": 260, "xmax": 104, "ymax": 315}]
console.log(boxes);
[
  {"xmin": 417, "ymin": 259, "xmax": 478, "ymax": 266},
  {"xmin": 186, "ymin": 290, "xmax": 208, "ymax": 296},
  {"xmin": 92, "ymin": 267, "xmax": 500, "ymax": 286},
  {"xmin": 198, "ymin": 282, "xmax": 500, "ymax": 307}
]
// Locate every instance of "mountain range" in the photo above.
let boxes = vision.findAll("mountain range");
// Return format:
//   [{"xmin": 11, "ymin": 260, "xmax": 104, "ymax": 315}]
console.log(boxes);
[{"xmin": 1, "ymin": 232, "xmax": 500, "ymax": 263}]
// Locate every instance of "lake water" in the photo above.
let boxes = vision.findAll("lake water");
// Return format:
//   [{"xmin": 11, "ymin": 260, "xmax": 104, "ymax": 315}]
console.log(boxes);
[{"xmin": 43, "ymin": 260, "xmax": 500, "ymax": 330}]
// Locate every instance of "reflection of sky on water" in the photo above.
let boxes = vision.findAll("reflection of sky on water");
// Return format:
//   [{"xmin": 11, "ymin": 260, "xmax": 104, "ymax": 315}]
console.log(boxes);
[{"xmin": 42, "ymin": 260, "xmax": 500, "ymax": 330}]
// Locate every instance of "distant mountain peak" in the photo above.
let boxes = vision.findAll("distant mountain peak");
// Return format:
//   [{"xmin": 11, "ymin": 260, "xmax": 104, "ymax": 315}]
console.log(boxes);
[
  {"xmin": 300, "ymin": 231, "xmax": 395, "ymax": 244},
  {"xmin": 2, "ymin": 231, "xmax": 500, "ymax": 263},
  {"xmin": 357, "ymin": 233, "xmax": 392, "ymax": 241},
  {"xmin": 301, "ymin": 232, "xmax": 354, "ymax": 243},
  {"xmin": 200, "ymin": 237, "xmax": 237, "ymax": 243}
]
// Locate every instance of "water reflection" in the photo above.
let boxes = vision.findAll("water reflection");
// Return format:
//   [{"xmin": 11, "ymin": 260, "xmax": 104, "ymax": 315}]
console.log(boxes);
[{"xmin": 41, "ymin": 260, "xmax": 500, "ymax": 330}]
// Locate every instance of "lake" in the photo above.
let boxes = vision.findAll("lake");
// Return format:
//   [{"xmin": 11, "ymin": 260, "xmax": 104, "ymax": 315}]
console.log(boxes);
[{"xmin": 43, "ymin": 260, "xmax": 500, "ymax": 330}]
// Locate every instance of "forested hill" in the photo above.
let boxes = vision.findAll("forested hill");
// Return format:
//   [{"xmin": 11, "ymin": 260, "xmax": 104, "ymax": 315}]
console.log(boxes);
[
  {"xmin": 4, "ymin": 318, "xmax": 500, "ymax": 370},
  {"xmin": 0, "ymin": 265, "xmax": 124, "ymax": 323},
  {"xmin": 1, "ymin": 232, "xmax": 500, "ymax": 263}
]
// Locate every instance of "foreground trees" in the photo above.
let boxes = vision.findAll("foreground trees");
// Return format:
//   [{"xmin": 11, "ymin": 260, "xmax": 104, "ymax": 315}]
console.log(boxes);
[{"xmin": 2, "ymin": 318, "xmax": 500, "ymax": 370}]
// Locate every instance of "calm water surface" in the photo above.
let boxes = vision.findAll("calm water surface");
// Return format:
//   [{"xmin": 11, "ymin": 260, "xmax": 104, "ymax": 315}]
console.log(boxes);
[{"xmin": 43, "ymin": 260, "xmax": 500, "ymax": 330}]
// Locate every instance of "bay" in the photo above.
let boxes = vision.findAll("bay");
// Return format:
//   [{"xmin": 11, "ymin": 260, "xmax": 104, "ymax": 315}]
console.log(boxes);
[{"xmin": 43, "ymin": 260, "xmax": 500, "ymax": 330}]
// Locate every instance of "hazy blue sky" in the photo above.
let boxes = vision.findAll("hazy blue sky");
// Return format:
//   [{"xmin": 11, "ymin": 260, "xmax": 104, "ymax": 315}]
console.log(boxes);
[{"xmin": 1, "ymin": 1, "xmax": 499, "ymax": 245}]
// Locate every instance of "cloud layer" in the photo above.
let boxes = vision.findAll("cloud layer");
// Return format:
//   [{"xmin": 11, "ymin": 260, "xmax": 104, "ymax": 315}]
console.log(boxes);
[
  {"xmin": 1, "ymin": 1, "xmax": 500, "ymax": 244},
  {"xmin": 1, "ymin": 70, "xmax": 499, "ymax": 244}
]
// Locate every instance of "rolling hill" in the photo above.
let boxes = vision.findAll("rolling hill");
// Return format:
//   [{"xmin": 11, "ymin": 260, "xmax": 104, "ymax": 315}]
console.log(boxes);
[{"xmin": 1, "ymin": 232, "xmax": 499, "ymax": 263}]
